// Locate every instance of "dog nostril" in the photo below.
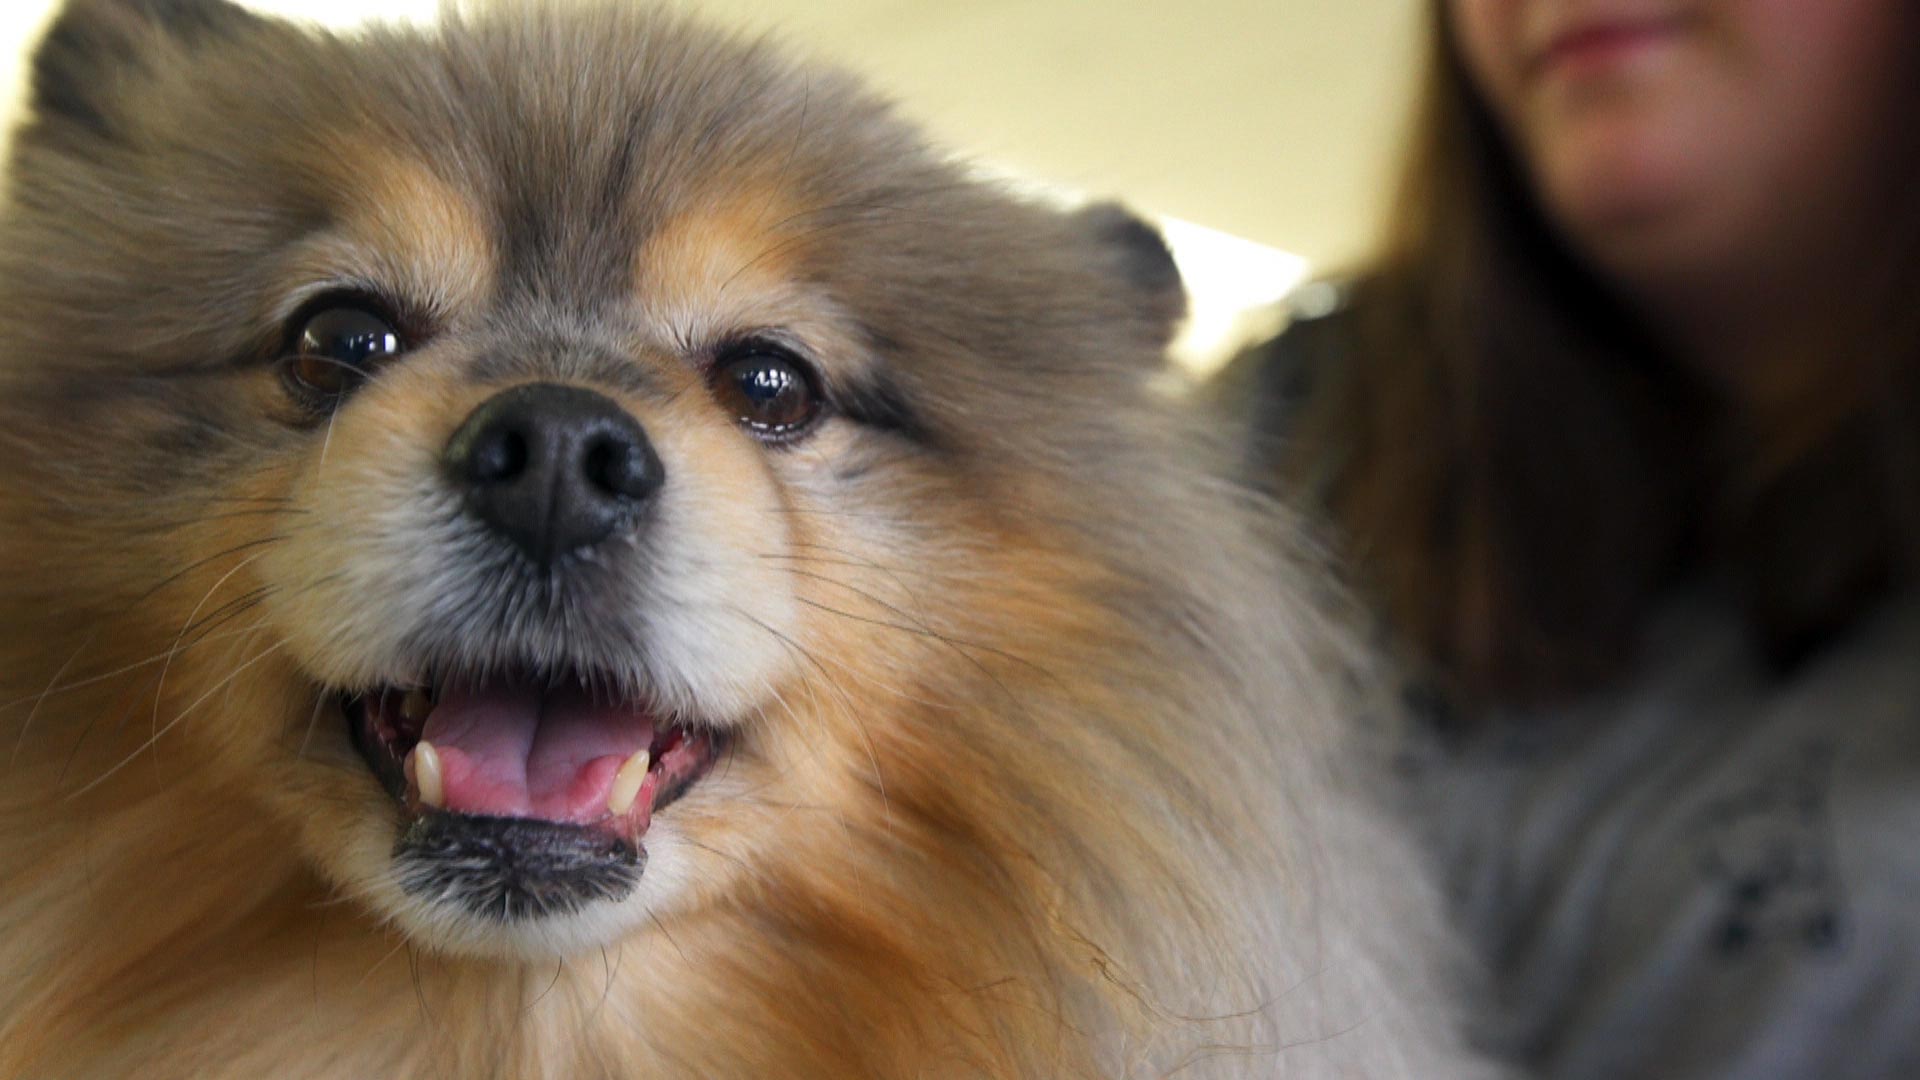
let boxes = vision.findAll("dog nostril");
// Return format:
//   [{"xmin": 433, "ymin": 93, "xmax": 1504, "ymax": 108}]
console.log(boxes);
[
  {"xmin": 584, "ymin": 435, "xmax": 658, "ymax": 500},
  {"xmin": 469, "ymin": 428, "xmax": 529, "ymax": 485}
]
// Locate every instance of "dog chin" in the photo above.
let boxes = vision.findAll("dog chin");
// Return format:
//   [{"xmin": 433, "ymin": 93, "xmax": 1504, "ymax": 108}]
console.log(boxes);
[{"xmin": 354, "ymin": 816, "xmax": 703, "ymax": 959}]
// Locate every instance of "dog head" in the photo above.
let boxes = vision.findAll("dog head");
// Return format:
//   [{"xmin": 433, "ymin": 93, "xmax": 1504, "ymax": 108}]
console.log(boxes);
[{"xmin": 0, "ymin": 0, "xmax": 1187, "ymax": 959}]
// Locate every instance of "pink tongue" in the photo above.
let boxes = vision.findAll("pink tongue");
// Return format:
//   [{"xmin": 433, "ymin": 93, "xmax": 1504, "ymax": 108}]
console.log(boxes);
[{"xmin": 419, "ymin": 678, "xmax": 654, "ymax": 823}]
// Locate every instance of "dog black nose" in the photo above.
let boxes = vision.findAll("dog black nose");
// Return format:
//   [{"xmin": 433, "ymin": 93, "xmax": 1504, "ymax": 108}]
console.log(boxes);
[{"xmin": 444, "ymin": 383, "xmax": 663, "ymax": 565}]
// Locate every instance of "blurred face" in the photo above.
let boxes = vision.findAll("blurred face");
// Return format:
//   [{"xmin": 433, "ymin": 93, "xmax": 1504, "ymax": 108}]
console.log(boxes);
[{"xmin": 1449, "ymin": 0, "xmax": 1911, "ymax": 298}]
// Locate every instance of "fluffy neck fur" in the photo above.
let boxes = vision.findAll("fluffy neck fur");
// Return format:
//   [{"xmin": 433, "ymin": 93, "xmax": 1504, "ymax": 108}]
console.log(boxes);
[{"xmin": 0, "ymin": 477, "xmax": 1480, "ymax": 1078}]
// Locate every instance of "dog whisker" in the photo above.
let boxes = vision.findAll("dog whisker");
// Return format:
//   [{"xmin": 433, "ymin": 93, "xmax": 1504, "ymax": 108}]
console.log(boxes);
[
  {"xmin": 297, "ymin": 690, "xmax": 331, "ymax": 761},
  {"xmin": 789, "ymin": 590, "xmax": 1029, "ymax": 722},
  {"xmin": 11, "ymin": 628, "xmax": 98, "ymax": 767},
  {"xmin": 68, "ymin": 637, "xmax": 291, "ymax": 800},
  {"xmin": 139, "ymin": 505, "xmax": 312, "ymax": 533},
  {"xmin": 758, "ymin": 505, "xmax": 903, "ymax": 522},
  {"xmin": 585, "ymin": 942, "xmax": 624, "ymax": 1032},
  {"xmin": 119, "ymin": 533, "xmax": 292, "ymax": 613},
  {"xmin": 784, "ymin": 564, "xmax": 1055, "ymax": 685},
  {"xmin": 150, "ymin": 550, "xmax": 279, "ymax": 760},
  {"xmin": 45, "ymin": 612, "xmax": 277, "ymax": 785},
  {"xmin": 756, "ymin": 549, "xmax": 934, "ymax": 621},
  {"xmin": 676, "ymin": 837, "xmax": 755, "ymax": 877},
  {"xmin": 518, "ymin": 957, "xmax": 565, "ymax": 1016},
  {"xmin": 407, "ymin": 944, "xmax": 432, "ymax": 1026},
  {"xmin": 0, "ymin": 597, "xmax": 283, "ymax": 721},
  {"xmin": 352, "ymin": 936, "xmax": 413, "ymax": 992},
  {"xmin": 317, "ymin": 392, "xmax": 345, "ymax": 472},
  {"xmin": 193, "ymin": 494, "xmax": 298, "ymax": 506},
  {"xmin": 784, "ymin": 537, "xmax": 938, "ymax": 564},
  {"xmin": 727, "ymin": 605, "xmax": 890, "ymax": 817},
  {"xmin": 57, "ymin": 662, "xmax": 164, "ymax": 787},
  {"xmin": 645, "ymin": 910, "xmax": 687, "ymax": 966}
]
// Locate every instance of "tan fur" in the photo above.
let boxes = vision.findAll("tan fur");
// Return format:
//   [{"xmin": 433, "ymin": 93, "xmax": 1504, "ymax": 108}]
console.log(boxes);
[
  {"xmin": 0, "ymin": 2, "xmax": 1492, "ymax": 1076},
  {"xmin": 284, "ymin": 143, "xmax": 499, "ymax": 325}
]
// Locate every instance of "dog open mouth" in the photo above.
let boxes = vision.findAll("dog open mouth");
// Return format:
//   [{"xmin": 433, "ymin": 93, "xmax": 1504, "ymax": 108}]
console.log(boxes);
[{"xmin": 345, "ymin": 673, "xmax": 722, "ymax": 921}]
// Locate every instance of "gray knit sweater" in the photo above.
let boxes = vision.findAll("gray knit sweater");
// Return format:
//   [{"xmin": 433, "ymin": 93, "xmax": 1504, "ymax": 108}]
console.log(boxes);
[{"xmin": 1399, "ymin": 593, "xmax": 1920, "ymax": 1078}]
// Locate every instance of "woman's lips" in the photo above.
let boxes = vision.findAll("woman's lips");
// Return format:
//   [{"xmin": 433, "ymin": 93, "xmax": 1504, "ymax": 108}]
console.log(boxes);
[{"xmin": 1532, "ymin": 17, "xmax": 1687, "ymax": 82}]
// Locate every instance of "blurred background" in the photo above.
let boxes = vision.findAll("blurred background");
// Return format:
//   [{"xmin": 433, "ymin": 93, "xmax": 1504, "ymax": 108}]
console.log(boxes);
[{"xmin": 0, "ymin": 0, "xmax": 1422, "ymax": 370}]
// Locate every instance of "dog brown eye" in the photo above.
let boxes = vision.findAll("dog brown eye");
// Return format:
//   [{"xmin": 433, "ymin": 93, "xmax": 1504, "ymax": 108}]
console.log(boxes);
[
  {"xmin": 285, "ymin": 306, "xmax": 404, "ymax": 402},
  {"xmin": 712, "ymin": 348, "xmax": 821, "ymax": 440}
]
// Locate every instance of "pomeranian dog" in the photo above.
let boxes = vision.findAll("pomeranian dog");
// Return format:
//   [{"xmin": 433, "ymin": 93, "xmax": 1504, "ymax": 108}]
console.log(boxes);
[{"xmin": 0, "ymin": 1, "xmax": 1487, "ymax": 1076}]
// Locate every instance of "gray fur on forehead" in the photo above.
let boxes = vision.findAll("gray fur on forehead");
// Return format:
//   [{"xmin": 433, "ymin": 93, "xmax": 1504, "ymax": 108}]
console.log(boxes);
[
  {"xmin": 10, "ymin": 0, "xmax": 1183, "ymax": 454},
  {"xmin": 360, "ymin": 5, "xmax": 1180, "ymax": 348}
]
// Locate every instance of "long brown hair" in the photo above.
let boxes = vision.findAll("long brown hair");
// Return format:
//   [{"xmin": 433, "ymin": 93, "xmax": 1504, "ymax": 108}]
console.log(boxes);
[{"xmin": 1294, "ymin": 3, "xmax": 1920, "ymax": 707}]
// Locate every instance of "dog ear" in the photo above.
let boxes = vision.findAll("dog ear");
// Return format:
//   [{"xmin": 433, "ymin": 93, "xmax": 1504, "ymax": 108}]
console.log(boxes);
[
  {"xmin": 1073, "ymin": 201, "xmax": 1188, "ymax": 346},
  {"xmin": 29, "ymin": 0, "xmax": 262, "ymax": 142}
]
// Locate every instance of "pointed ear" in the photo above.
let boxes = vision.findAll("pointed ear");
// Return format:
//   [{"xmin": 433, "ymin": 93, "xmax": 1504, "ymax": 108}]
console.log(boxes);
[
  {"xmin": 1073, "ymin": 201, "xmax": 1187, "ymax": 345},
  {"xmin": 30, "ymin": 0, "xmax": 262, "ymax": 141}
]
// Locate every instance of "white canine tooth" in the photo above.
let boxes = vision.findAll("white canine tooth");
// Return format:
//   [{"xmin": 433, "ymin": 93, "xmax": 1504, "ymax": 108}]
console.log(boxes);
[
  {"xmin": 608, "ymin": 748, "xmax": 651, "ymax": 817},
  {"xmin": 412, "ymin": 741, "xmax": 445, "ymax": 809}
]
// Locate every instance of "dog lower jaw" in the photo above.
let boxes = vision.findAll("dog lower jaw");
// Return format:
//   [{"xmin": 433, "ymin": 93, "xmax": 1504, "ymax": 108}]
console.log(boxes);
[
  {"xmin": 335, "ymin": 672, "xmax": 725, "ymax": 946},
  {"xmin": 352, "ymin": 786, "xmax": 710, "ymax": 960},
  {"xmin": 392, "ymin": 811, "xmax": 646, "ymax": 923}
]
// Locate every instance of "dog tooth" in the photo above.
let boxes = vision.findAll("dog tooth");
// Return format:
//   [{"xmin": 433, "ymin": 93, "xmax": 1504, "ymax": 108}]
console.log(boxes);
[
  {"xmin": 608, "ymin": 748, "xmax": 651, "ymax": 817},
  {"xmin": 412, "ymin": 741, "xmax": 445, "ymax": 809}
]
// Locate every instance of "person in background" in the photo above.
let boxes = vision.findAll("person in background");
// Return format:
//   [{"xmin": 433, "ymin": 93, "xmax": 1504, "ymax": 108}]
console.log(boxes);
[{"xmin": 1221, "ymin": 1, "xmax": 1920, "ymax": 1076}]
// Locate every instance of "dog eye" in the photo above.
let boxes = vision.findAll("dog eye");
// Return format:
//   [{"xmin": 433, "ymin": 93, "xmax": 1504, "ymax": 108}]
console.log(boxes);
[
  {"xmin": 284, "ymin": 305, "xmax": 405, "ymax": 403},
  {"xmin": 711, "ymin": 346, "xmax": 822, "ymax": 441}
]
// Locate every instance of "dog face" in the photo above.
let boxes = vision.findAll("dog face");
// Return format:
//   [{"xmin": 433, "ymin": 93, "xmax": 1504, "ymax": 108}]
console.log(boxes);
[{"xmin": 0, "ymin": 0, "xmax": 1183, "ymax": 958}]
